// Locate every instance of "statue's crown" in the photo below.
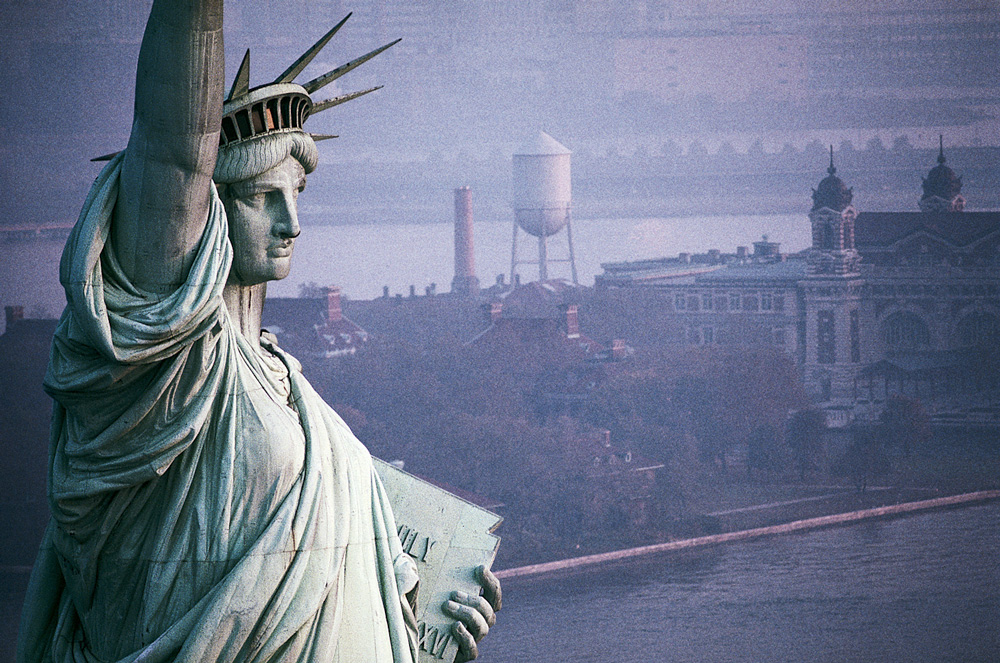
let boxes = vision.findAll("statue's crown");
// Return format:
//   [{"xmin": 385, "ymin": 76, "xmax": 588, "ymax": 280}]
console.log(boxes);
[
  {"xmin": 95, "ymin": 14, "xmax": 398, "ymax": 160},
  {"xmin": 220, "ymin": 14, "xmax": 399, "ymax": 148}
]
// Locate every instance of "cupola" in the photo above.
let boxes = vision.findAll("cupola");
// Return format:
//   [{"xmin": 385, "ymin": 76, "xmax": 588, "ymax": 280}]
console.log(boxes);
[
  {"xmin": 811, "ymin": 146, "xmax": 854, "ymax": 212},
  {"xmin": 920, "ymin": 136, "xmax": 964, "ymax": 213}
]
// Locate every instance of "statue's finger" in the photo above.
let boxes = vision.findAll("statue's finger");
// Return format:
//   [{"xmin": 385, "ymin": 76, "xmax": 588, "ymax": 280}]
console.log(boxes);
[
  {"xmin": 452, "ymin": 621, "xmax": 478, "ymax": 663},
  {"xmin": 444, "ymin": 600, "xmax": 490, "ymax": 640},
  {"xmin": 451, "ymin": 590, "xmax": 496, "ymax": 627},
  {"xmin": 477, "ymin": 565, "xmax": 502, "ymax": 612}
]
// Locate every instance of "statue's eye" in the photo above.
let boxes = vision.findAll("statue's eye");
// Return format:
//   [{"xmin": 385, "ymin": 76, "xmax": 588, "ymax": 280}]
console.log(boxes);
[{"xmin": 242, "ymin": 192, "xmax": 267, "ymax": 207}]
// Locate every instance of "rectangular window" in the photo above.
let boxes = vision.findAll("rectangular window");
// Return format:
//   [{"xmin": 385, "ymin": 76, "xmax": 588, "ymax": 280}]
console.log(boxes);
[
  {"xmin": 773, "ymin": 327, "xmax": 786, "ymax": 346},
  {"xmin": 773, "ymin": 296, "xmax": 785, "ymax": 312},
  {"xmin": 716, "ymin": 296, "xmax": 729, "ymax": 311},
  {"xmin": 675, "ymin": 294, "xmax": 686, "ymax": 310},
  {"xmin": 743, "ymin": 295, "xmax": 759, "ymax": 312},
  {"xmin": 730, "ymin": 293, "xmax": 741, "ymax": 310},
  {"xmin": 688, "ymin": 295, "xmax": 700, "ymax": 312},
  {"xmin": 687, "ymin": 327, "xmax": 701, "ymax": 344},
  {"xmin": 850, "ymin": 309, "xmax": 861, "ymax": 363},
  {"xmin": 818, "ymin": 310, "xmax": 836, "ymax": 364},
  {"xmin": 703, "ymin": 294, "xmax": 713, "ymax": 310},
  {"xmin": 703, "ymin": 327, "xmax": 714, "ymax": 344},
  {"xmin": 761, "ymin": 293, "xmax": 772, "ymax": 310}
]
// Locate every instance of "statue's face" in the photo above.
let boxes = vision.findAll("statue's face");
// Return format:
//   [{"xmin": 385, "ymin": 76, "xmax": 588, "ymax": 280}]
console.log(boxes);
[{"xmin": 222, "ymin": 155, "xmax": 306, "ymax": 285}]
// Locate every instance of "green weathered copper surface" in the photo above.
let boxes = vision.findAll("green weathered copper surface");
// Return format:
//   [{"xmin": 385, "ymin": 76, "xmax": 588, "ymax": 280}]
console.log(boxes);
[
  {"xmin": 18, "ymin": 155, "xmax": 420, "ymax": 662},
  {"xmin": 16, "ymin": 1, "xmax": 468, "ymax": 661},
  {"xmin": 375, "ymin": 460, "xmax": 502, "ymax": 662}
]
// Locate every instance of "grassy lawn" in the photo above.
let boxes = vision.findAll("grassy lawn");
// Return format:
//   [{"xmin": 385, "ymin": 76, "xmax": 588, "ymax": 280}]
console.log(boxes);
[
  {"xmin": 685, "ymin": 478, "xmax": 839, "ymax": 515},
  {"xmin": 895, "ymin": 448, "xmax": 1000, "ymax": 493},
  {"xmin": 685, "ymin": 431, "xmax": 1000, "ymax": 516}
]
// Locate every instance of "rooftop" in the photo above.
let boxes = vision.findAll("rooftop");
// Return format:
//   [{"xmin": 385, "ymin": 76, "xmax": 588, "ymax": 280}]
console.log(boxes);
[
  {"xmin": 597, "ymin": 246, "xmax": 807, "ymax": 288},
  {"xmin": 514, "ymin": 130, "xmax": 571, "ymax": 157},
  {"xmin": 693, "ymin": 257, "xmax": 808, "ymax": 285},
  {"xmin": 855, "ymin": 211, "xmax": 1000, "ymax": 249}
]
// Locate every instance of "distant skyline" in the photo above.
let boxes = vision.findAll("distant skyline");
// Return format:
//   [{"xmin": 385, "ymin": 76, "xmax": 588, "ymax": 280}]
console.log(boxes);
[{"xmin": 1, "ymin": 0, "xmax": 997, "ymax": 229}]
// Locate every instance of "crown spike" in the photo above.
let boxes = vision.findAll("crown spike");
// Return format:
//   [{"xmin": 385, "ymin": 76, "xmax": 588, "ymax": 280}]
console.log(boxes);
[
  {"xmin": 309, "ymin": 86, "xmax": 383, "ymax": 115},
  {"xmin": 228, "ymin": 49, "xmax": 251, "ymax": 102},
  {"xmin": 309, "ymin": 133, "xmax": 339, "ymax": 142},
  {"xmin": 275, "ymin": 14, "xmax": 352, "ymax": 84},
  {"xmin": 91, "ymin": 151, "xmax": 121, "ymax": 162},
  {"xmin": 827, "ymin": 145, "xmax": 836, "ymax": 175},
  {"xmin": 303, "ymin": 39, "xmax": 401, "ymax": 95}
]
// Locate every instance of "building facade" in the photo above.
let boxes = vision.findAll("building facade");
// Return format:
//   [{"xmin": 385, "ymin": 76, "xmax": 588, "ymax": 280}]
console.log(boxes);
[{"xmin": 595, "ymin": 146, "xmax": 1000, "ymax": 415}]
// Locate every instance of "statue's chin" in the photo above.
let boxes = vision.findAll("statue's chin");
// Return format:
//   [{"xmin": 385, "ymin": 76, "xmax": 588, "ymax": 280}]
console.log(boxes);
[
  {"xmin": 272, "ymin": 258, "xmax": 292, "ymax": 281},
  {"xmin": 226, "ymin": 260, "xmax": 291, "ymax": 287}
]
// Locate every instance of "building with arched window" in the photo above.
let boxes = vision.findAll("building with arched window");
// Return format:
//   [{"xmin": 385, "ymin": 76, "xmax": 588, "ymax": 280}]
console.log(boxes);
[{"xmin": 596, "ymin": 142, "xmax": 1000, "ymax": 416}]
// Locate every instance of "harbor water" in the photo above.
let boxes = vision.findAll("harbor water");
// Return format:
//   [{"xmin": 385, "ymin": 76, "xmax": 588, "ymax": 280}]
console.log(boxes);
[{"xmin": 478, "ymin": 503, "xmax": 1000, "ymax": 663}]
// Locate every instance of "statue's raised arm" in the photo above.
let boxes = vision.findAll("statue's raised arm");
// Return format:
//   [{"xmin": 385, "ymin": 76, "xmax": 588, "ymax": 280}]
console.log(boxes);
[{"xmin": 113, "ymin": 0, "xmax": 224, "ymax": 293}]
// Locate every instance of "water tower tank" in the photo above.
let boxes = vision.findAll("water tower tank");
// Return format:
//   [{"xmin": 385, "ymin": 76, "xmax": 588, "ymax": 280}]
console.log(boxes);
[{"xmin": 512, "ymin": 131, "xmax": 571, "ymax": 238}]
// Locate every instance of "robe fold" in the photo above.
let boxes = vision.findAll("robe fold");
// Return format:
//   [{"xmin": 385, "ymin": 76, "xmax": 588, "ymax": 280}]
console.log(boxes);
[{"xmin": 17, "ymin": 154, "xmax": 419, "ymax": 663}]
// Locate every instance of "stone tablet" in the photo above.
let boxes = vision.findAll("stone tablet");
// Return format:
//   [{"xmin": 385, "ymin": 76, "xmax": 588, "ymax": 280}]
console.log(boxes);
[{"xmin": 374, "ymin": 459, "xmax": 503, "ymax": 663}]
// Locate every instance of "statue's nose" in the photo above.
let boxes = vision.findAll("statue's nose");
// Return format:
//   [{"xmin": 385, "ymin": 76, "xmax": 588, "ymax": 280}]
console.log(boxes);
[{"xmin": 275, "ymin": 196, "xmax": 301, "ymax": 239}]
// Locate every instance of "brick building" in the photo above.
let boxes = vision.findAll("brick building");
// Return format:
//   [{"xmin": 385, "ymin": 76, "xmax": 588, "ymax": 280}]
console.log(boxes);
[{"xmin": 594, "ymin": 146, "xmax": 1000, "ymax": 420}]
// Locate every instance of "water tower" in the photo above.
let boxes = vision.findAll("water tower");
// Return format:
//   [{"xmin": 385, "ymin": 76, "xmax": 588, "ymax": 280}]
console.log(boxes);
[{"xmin": 511, "ymin": 131, "xmax": 578, "ymax": 284}]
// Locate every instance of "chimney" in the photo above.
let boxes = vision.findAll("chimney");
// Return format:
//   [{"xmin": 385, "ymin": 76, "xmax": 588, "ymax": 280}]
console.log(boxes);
[
  {"xmin": 708, "ymin": 249, "xmax": 721, "ymax": 261},
  {"xmin": 560, "ymin": 303, "xmax": 580, "ymax": 338},
  {"xmin": 451, "ymin": 186, "xmax": 480, "ymax": 295},
  {"xmin": 325, "ymin": 287, "xmax": 343, "ymax": 324},
  {"xmin": 736, "ymin": 246, "xmax": 748, "ymax": 259},
  {"xmin": 409, "ymin": 285, "xmax": 416, "ymax": 298},
  {"xmin": 5, "ymin": 305, "xmax": 24, "ymax": 328},
  {"xmin": 383, "ymin": 285, "xmax": 390, "ymax": 298},
  {"xmin": 483, "ymin": 301, "xmax": 502, "ymax": 326},
  {"xmin": 678, "ymin": 252, "xmax": 690, "ymax": 264}
]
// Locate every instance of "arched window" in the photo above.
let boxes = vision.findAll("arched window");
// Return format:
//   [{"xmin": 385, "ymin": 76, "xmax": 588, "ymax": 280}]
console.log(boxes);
[
  {"xmin": 818, "ymin": 222, "xmax": 834, "ymax": 250},
  {"xmin": 957, "ymin": 311, "xmax": 1000, "ymax": 348},
  {"xmin": 881, "ymin": 312, "xmax": 930, "ymax": 354}
]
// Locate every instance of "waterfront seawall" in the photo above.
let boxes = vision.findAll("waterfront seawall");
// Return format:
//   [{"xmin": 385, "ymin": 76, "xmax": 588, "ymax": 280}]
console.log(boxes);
[{"xmin": 495, "ymin": 490, "xmax": 1000, "ymax": 580}]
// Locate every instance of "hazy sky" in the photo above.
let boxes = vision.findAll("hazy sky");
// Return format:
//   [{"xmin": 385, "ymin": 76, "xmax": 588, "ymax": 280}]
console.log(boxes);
[{"xmin": 1, "ymin": 0, "xmax": 997, "ymax": 229}]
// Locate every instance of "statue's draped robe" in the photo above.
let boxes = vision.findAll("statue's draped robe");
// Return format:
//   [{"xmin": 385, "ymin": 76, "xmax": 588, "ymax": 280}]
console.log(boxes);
[{"xmin": 17, "ymin": 156, "xmax": 419, "ymax": 663}]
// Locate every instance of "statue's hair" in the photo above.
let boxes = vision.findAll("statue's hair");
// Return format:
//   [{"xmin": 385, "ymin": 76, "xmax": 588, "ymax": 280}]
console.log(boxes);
[{"xmin": 214, "ymin": 131, "xmax": 318, "ymax": 184}]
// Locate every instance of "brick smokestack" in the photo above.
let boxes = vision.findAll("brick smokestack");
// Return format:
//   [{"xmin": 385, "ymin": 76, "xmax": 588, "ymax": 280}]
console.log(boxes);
[
  {"xmin": 325, "ymin": 287, "xmax": 342, "ymax": 323},
  {"xmin": 560, "ymin": 303, "xmax": 580, "ymax": 338},
  {"xmin": 451, "ymin": 186, "xmax": 479, "ymax": 295}
]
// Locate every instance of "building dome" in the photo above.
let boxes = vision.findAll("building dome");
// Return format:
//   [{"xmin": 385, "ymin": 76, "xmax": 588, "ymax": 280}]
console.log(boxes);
[
  {"xmin": 921, "ymin": 139, "xmax": 962, "ymax": 203},
  {"xmin": 811, "ymin": 148, "xmax": 853, "ymax": 212}
]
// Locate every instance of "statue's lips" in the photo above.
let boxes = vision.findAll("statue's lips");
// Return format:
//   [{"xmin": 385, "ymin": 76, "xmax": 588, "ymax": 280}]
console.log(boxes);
[{"xmin": 268, "ymin": 244, "xmax": 294, "ymax": 258}]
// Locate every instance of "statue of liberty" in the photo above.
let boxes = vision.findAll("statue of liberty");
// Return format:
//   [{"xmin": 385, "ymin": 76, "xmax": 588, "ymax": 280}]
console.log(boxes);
[{"xmin": 17, "ymin": 1, "xmax": 498, "ymax": 661}]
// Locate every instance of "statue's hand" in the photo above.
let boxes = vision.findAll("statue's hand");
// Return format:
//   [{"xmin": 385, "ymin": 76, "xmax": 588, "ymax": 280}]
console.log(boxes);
[{"xmin": 444, "ymin": 565, "xmax": 502, "ymax": 663}]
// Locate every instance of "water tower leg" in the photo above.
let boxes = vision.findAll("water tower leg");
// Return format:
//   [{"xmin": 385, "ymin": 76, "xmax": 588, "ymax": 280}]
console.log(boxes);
[
  {"xmin": 538, "ymin": 234, "xmax": 548, "ymax": 281},
  {"xmin": 566, "ymin": 213, "xmax": 579, "ymax": 285},
  {"xmin": 510, "ymin": 221, "xmax": 519, "ymax": 287}
]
